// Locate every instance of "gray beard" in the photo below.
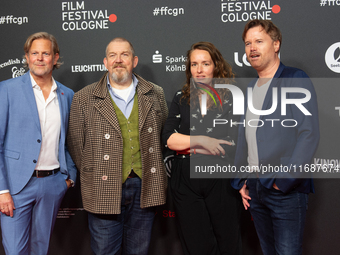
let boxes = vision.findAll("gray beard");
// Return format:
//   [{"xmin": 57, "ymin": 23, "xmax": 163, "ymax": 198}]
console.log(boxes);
[{"xmin": 110, "ymin": 70, "xmax": 130, "ymax": 84}]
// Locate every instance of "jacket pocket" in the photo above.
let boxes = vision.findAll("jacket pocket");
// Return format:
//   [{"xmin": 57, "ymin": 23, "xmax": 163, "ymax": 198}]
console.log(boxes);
[{"xmin": 4, "ymin": 149, "xmax": 20, "ymax": 160}]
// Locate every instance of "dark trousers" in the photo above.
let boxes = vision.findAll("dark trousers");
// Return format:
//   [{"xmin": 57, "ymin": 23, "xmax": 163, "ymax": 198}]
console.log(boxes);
[
  {"xmin": 170, "ymin": 158, "xmax": 242, "ymax": 255},
  {"xmin": 88, "ymin": 177, "xmax": 155, "ymax": 255},
  {"xmin": 247, "ymin": 178, "xmax": 308, "ymax": 255}
]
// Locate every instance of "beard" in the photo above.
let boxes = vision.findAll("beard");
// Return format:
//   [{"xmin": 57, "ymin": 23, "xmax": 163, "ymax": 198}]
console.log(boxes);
[
  {"xmin": 29, "ymin": 61, "xmax": 53, "ymax": 78},
  {"xmin": 110, "ymin": 67, "xmax": 130, "ymax": 85}
]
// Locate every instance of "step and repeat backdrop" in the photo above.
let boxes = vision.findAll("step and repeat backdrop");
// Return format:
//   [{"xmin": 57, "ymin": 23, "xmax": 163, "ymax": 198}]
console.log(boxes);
[{"xmin": 1, "ymin": 1, "xmax": 339, "ymax": 254}]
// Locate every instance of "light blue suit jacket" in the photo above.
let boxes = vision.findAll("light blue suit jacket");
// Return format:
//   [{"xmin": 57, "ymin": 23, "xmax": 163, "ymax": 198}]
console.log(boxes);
[
  {"xmin": 0, "ymin": 72, "xmax": 77, "ymax": 195},
  {"xmin": 231, "ymin": 63, "xmax": 320, "ymax": 194}
]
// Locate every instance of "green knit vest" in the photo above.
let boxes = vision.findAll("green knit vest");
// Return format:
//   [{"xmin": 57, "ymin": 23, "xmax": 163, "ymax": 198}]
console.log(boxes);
[{"xmin": 110, "ymin": 93, "xmax": 142, "ymax": 183}]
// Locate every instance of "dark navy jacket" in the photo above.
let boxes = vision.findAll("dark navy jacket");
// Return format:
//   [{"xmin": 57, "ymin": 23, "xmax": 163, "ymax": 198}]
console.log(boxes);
[{"xmin": 231, "ymin": 63, "xmax": 319, "ymax": 194}]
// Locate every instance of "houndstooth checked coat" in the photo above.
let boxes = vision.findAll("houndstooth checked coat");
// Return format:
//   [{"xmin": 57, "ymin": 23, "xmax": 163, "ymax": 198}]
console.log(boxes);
[{"xmin": 67, "ymin": 72, "xmax": 168, "ymax": 214}]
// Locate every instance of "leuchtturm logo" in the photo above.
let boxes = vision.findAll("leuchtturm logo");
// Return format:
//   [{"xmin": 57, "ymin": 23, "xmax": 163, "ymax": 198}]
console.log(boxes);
[{"xmin": 325, "ymin": 42, "xmax": 340, "ymax": 73}]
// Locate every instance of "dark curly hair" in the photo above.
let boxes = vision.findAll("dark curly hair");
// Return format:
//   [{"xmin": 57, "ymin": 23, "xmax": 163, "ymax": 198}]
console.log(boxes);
[{"xmin": 181, "ymin": 42, "xmax": 234, "ymax": 109}]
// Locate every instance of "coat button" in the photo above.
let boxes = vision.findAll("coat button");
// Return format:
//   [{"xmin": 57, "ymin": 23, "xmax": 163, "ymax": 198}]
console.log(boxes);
[
  {"xmin": 105, "ymin": 134, "xmax": 110, "ymax": 139},
  {"xmin": 37, "ymin": 139, "xmax": 41, "ymax": 143},
  {"xmin": 102, "ymin": 175, "xmax": 108, "ymax": 181},
  {"xmin": 104, "ymin": 155, "xmax": 109, "ymax": 160},
  {"xmin": 33, "ymin": 160, "xmax": 37, "ymax": 163},
  {"xmin": 149, "ymin": 147, "xmax": 154, "ymax": 153},
  {"xmin": 150, "ymin": 167, "xmax": 156, "ymax": 173},
  {"xmin": 148, "ymin": 127, "xmax": 153, "ymax": 133}
]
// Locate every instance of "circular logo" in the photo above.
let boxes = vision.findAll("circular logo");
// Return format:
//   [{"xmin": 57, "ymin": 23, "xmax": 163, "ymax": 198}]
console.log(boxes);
[
  {"xmin": 325, "ymin": 42, "xmax": 340, "ymax": 73},
  {"xmin": 272, "ymin": 5, "xmax": 281, "ymax": 14}
]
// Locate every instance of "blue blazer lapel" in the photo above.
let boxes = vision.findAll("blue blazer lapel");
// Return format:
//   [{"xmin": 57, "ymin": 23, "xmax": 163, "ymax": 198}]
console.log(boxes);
[{"xmin": 21, "ymin": 72, "xmax": 41, "ymax": 132}]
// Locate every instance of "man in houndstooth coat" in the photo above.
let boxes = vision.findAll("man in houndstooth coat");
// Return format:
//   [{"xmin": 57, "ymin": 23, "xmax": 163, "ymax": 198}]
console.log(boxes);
[{"xmin": 67, "ymin": 37, "xmax": 168, "ymax": 255}]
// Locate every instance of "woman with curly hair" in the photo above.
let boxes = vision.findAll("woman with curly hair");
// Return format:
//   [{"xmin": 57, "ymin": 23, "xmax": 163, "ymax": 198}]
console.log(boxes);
[{"xmin": 162, "ymin": 42, "xmax": 242, "ymax": 255}]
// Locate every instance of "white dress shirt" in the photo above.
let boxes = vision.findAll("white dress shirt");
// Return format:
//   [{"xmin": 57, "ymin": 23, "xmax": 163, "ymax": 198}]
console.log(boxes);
[{"xmin": 30, "ymin": 73, "xmax": 61, "ymax": 170}]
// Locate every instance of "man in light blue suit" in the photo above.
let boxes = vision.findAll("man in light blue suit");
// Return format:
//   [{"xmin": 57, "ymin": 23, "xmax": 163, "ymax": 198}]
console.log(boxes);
[
  {"xmin": 231, "ymin": 20, "xmax": 319, "ymax": 255},
  {"xmin": 0, "ymin": 32, "xmax": 77, "ymax": 255}
]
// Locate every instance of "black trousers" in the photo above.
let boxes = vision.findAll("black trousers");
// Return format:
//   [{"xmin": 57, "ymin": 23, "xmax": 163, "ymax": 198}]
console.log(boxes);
[{"xmin": 170, "ymin": 157, "xmax": 242, "ymax": 255}]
